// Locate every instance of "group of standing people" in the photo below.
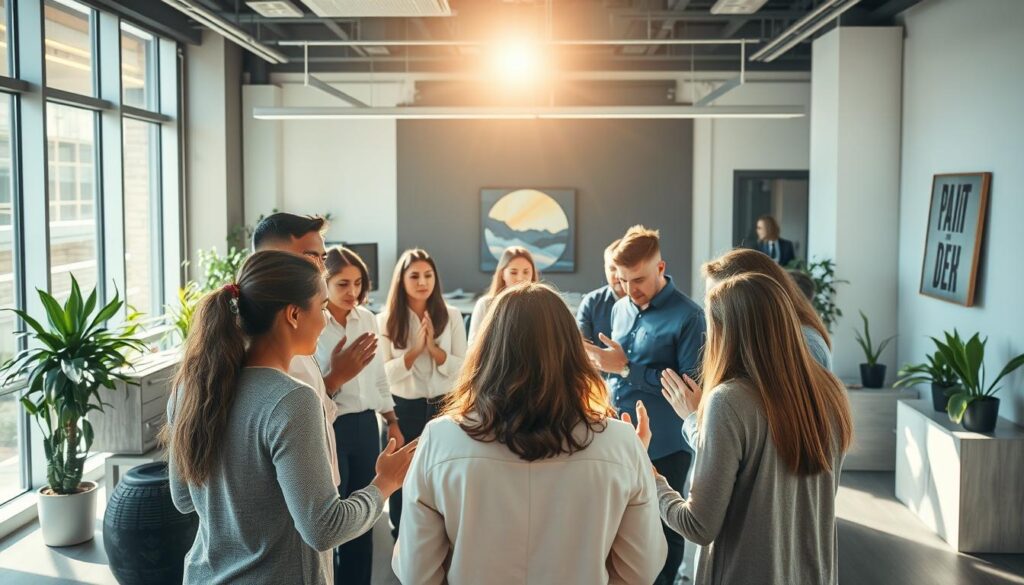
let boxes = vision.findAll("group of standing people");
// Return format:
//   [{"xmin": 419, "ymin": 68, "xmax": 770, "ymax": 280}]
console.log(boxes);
[{"xmin": 163, "ymin": 211, "xmax": 852, "ymax": 585}]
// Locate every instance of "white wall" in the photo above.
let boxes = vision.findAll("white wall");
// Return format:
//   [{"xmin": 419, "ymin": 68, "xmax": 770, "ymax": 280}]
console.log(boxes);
[
  {"xmin": 896, "ymin": 0, "xmax": 1024, "ymax": 424},
  {"xmin": 691, "ymin": 80, "xmax": 811, "ymax": 296},
  {"xmin": 243, "ymin": 76, "xmax": 409, "ymax": 291},
  {"xmin": 809, "ymin": 27, "xmax": 903, "ymax": 383},
  {"xmin": 185, "ymin": 30, "xmax": 244, "ymax": 276}
]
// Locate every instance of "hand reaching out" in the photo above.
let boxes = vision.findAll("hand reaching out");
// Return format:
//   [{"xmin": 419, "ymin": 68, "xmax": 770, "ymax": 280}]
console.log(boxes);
[
  {"xmin": 620, "ymin": 400, "xmax": 651, "ymax": 451},
  {"xmin": 660, "ymin": 370, "xmax": 703, "ymax": 420}
]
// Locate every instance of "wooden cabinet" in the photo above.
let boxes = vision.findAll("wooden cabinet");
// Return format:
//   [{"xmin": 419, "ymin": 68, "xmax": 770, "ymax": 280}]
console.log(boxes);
[
  {"xmin": 895, "ymin": 399, "xmax": 1024, "ymax": 553},
  {"xmin": 844, "ymin": 387, "xmax": 919, "ymax": 471},
  {"xmin": 90, "ymin": 354, "xmax": 179, "ymax": 455}
]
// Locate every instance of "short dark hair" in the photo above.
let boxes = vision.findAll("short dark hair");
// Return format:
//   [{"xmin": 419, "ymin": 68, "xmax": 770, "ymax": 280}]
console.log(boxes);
[
  {"xmin": 252, "ymin": 213, "xmax": 326, "ymax": 251},
  {"xmin": 325, "ymin": 246, "xmax": 371, "ymax": 305}
]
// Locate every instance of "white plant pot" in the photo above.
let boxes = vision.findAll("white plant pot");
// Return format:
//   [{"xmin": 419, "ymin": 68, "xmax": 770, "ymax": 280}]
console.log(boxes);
[{"xmin": 37, "ymin": 481, "xmax": 98, "ymax": 547}]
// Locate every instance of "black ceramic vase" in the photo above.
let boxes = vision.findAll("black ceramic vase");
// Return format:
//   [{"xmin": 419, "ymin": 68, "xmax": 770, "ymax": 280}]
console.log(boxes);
[
  {"xmin": 103, "ymin": 462, "xmax": 198, "ymax": 585},
  {"xmin": 961, "ymin": 397, "xmax": 1000, "ymax": 433},
  {"xmin": 931, "ymin": 383, "xmax": 955, "ymax": 412},
  {"xmin": 860, "ymin": 363, "xmax": 887, "ymax": 388}
]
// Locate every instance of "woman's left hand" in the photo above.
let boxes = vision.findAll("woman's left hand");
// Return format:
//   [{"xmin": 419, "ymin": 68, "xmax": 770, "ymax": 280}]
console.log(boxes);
[{"xmin": 661, "ymin": 370, "xmax": 703, "ymax": 420}]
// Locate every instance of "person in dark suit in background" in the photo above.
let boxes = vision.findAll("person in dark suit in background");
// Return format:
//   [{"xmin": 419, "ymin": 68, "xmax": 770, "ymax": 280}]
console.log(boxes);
[{"xmin": 755, "ymin": 215, "xmax": 795, "ymax": 267}]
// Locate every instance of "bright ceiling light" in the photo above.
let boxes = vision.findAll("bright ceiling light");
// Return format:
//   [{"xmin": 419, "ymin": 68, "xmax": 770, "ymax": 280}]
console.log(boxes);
[
  {"xmin": 252, "ymin": 106, "xmax": 806, "ymax": 120},
  {"xmin": 491, "ymin": 40, "xmax": 544, "ymax": 85}
]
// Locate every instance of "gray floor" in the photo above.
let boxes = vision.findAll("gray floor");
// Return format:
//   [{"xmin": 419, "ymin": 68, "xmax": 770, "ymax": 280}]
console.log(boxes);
[{"xmin": 1, "ymin": 472, "xmax": 1022, "ymax": 584}]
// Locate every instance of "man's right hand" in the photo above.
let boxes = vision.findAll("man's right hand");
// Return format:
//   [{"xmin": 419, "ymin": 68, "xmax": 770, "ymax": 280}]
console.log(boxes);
[{"xmin": 327, "ymin": 332, "xmax": 377, "ymax": 392}]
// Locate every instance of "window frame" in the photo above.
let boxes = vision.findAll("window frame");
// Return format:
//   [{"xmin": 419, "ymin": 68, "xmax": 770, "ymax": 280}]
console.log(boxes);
[{"xmin": 0, "ymin": 0, "xmax": 183, "ymax": 508}]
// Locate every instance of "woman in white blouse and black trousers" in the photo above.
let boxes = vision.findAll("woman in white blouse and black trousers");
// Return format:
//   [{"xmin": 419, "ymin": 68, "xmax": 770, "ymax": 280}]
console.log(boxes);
[
  {"xmin": 316, "ymin": 247, "xmax": 403, "ymax": 585},
  {"xmin": 378, "ymin": 249, "xmax": 467, "ymax": 537}
]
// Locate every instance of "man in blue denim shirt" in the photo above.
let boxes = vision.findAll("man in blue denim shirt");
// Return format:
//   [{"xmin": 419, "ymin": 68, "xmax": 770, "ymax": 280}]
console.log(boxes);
[
  {"xmin": 576, "ymin": 239, "xmax": 625, "ymax": 345},
  {"xmin": 585, "ymin": 226, "xmax": 705, "ymax": 585}
]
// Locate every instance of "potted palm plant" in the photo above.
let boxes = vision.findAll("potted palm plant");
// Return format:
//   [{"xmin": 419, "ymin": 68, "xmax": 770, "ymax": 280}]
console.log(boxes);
[
  {"xmin": 895, "ymin": 340, "xmax": 959, "ymax": 412},
  {"xmin": 854, "ymin": 311, "xmax": 895, "ymax": 388},
  {"xmin": 0, "ymin": 278, "xmax": 145, "ymax": 546},
  {"xmin": 936, "ymin": 330, "xmax": 1024, "ymax": 433}
]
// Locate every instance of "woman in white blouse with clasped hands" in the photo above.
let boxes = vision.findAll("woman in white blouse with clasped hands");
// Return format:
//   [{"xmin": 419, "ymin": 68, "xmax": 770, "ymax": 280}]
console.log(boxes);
[{"xmin": 377, "ymin": 248, "xmax": 467, "ymax": 537}]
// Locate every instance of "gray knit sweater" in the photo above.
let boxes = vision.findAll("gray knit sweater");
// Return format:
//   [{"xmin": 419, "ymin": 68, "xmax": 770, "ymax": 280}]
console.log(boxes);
[
  {"xmin": 167, "ymin": 367, "xmax": 384, "ymax": 585},
  {"xmin": 657, "ymin": 379, "xmax": 843, "ymax": 585}
]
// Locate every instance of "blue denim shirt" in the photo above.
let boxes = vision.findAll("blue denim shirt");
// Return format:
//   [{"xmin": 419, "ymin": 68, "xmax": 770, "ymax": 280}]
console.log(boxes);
[
  {"xmin": 576, "ymin": 285, "xmax": 619, "ymax": 346},
  {"xmin": 608, "ymin": 275, "xmax": 705, "ymax": 460}
]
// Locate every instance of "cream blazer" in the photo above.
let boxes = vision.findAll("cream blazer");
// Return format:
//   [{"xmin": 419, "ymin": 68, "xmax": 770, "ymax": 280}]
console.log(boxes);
[{"xmin": 393, "ymin": 415, "xmax": 667, "ymax": 584}]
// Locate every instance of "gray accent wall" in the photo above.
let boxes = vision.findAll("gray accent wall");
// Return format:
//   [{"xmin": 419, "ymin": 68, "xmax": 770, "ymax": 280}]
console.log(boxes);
[{"xmin": 396, "ymin": 119, "xmax": 695, "ymax": 295}]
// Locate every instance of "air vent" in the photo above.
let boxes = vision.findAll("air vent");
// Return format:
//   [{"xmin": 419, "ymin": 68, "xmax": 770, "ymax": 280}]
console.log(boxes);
[
  {"xmin": 298, "ymin": 0, "xmax": 451, "ymax": 17},
  {"xmin": 246, "ymin": 0, "xmax": 304, "ymax": 18},
  {"xmin": 710, "ymin": 0, "xmax": 769, "ymax": 15}
]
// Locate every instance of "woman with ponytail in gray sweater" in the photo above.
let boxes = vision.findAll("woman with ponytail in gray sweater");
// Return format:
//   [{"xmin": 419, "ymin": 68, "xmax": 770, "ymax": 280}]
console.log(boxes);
[{"xmin": 163, "ymin": 251, "xmax": 417, "ymax": 584}]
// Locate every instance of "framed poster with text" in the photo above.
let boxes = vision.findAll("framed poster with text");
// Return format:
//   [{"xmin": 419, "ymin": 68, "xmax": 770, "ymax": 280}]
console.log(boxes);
[{"xmin": 919, "ymin": 172, "xmax": 990, "ymax": 306}]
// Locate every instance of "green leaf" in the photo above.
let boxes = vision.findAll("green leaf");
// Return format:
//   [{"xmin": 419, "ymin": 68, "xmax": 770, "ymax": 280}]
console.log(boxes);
[
  {"xmin": 987, "ymin": 352, "xmax": 1024, "ymax": 396},
  {"xmin": 38, "ymin": 290, "xmax": 72, "ymax": 339},
  {"xmin": 946, "ymin": 392, "xmax": 973, "ymax": 424}
]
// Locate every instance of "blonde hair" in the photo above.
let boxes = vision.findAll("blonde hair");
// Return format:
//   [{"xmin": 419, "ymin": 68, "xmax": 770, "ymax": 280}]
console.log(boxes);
[
  {"xmin": 488, "ymin": 246, "xmax": 539, "ymax": 297},
  {"xmin": 612, "ymin": 225, "xmax": 660, "ymax": 267},
  {"xmin": 702, "ymin": 248, "xmax": 830, "ymax": 348},
  {"xmin": 442, "ymin": 283, "xmax": 615, "ymax": 461},
  {"xmin": 700, "ymin": 273, "xmax": 852, "ymax": 475}
]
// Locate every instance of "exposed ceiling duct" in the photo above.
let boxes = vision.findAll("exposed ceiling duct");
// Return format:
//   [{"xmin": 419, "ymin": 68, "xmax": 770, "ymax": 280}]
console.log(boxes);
[
  {"xmin": 749, "ymin": 0, "xmax": 863, "ymax": 62},
  {"xmin": 162, "ymin": 0, "xmax": 288, "ymax": 63}
]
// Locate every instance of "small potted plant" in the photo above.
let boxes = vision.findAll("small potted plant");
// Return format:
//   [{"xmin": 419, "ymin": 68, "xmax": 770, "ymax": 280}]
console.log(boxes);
[
  {"xmin": 0, "ymin": 278, "xmax": 145, "ymax": 546},
  {"xmin": 854, "ymin": 311, "xmax": 895, "ymax": 388},
  {"xmin": 935, "ymin": 330, "xmax": 1024, "ymax": 433},
  {"xmin": 895, "ymin": 339, "xmax": 959, "ymax": 412}
]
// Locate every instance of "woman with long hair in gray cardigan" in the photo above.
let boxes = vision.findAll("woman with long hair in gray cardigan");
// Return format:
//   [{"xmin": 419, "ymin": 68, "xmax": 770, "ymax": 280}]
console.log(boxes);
[
  {"xmin": 163, "ymin": 251, "xmax": 417, "ymax": 584},
  {"xmin": 634, "ymin": 273, "xmax": 853, "ymax": 585}
]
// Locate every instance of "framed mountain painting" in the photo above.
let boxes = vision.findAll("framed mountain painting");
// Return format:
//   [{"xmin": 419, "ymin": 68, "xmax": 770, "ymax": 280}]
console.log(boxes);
[{"xmin": 480, "ymin": 188, "xmax": 576, "ymax": 273}]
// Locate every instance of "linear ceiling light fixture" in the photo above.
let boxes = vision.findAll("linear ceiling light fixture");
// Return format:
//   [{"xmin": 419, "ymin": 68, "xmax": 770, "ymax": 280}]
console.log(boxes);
[
  {"xmin": 162, "ymin": 0, "xmax": 288, "ymax": 64},
  {"xmin": 252, "ymin": 106, "xmax": 805, "ymax": 120},
  {"xmin": 749, "ymin": 0, "xmax": 862, "ymax": 62}
]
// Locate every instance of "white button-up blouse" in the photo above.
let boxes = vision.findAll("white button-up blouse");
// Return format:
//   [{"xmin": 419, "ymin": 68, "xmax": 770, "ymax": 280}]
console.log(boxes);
[
  {"xmin": 314, "ymin": 305, "xmax": 395, "ymax": 417},
  {"xmin": 376, "ymin": 305, "xmax": 467, "ymax": 400}
]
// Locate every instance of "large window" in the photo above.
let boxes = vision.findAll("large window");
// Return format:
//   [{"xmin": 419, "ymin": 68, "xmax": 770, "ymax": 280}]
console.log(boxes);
[
  {"xmin": 0, "ymin": 95, "xmax": 17, "ymax": 505},
  {"xmin": 47, "ymin": 103, "xmax": 98, "ymax": 299},
  {"xmin": 121, "ymin": 23, "xmax": 157, "ymax": 111},
  {"xmin": 0, "ymin": 0, "xmax": 9, "ymax": 77},
  {"xmin": 123, "ymin": 118, "xmax": 160, "ymax": 315},
  {"xmin": 0, "ymin": 0, "xmax": 182, "ymax": 507},
  {"xmin": 44, "ymin": 0, "xmax": 95, "ymax": 97}
]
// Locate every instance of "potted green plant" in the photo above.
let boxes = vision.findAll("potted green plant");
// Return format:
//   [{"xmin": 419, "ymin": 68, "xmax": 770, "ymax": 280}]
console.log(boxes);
[
  {"xmin": 895, "ymin": 340, "xmax": 959, "ymax": 412},
  {"xmin": 935, "ymin": 330, "xmax": 1024, "ymax": 433},
  {"xmin": 854, "ymin": 311, "xmax": 895, "ymax": 388},
  {"xmin": 0, "ymin": 278, "xmax": 146, "ymax": 546},
  {"xmin": 787, "ymin": 258, "xmax": 846, "ymax": 333}
]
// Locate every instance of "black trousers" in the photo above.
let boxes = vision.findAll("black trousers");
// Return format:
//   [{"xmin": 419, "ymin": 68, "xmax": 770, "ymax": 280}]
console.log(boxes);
[
  {"xmin": 333, "ymin": 410, "xmax": 380, "ymax": 585},
  {"xmin": 653, "ymin": 449, "xmax": 693, "ymax": 585},
  {"xmin": 389, "ymin": 395, "xmax": 444, "ymax": 537}
]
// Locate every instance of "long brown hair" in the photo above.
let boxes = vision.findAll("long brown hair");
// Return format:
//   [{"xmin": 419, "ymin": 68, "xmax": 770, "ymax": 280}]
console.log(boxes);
[
  {"xmin": 700, "ymin": 273, "xmax": 852, "ymax": 475},
  {"xmin": 703, "ymin": 248, "xmax": 830, "ymax": 348},
  {"xmin": 164, "ymin": 251, "xmax": 324, "ymax": 485},
  {"xmin": 756, "ymin": 215, "xmax": 781, "ymax": 241},
  {"xmin": 487, "ymin": 246, "xmax": 539, "ymax": 297},
  {"xmin": 325, "ymin": 246, "xmax": 370, "ymax": 305},
  {"xmin": 384, "ymin": 249, "xmax": 450, "ymax": 349},
  {"xmin": 442, "ymin": 283, "xmax": 615, "ymax": 461}
]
